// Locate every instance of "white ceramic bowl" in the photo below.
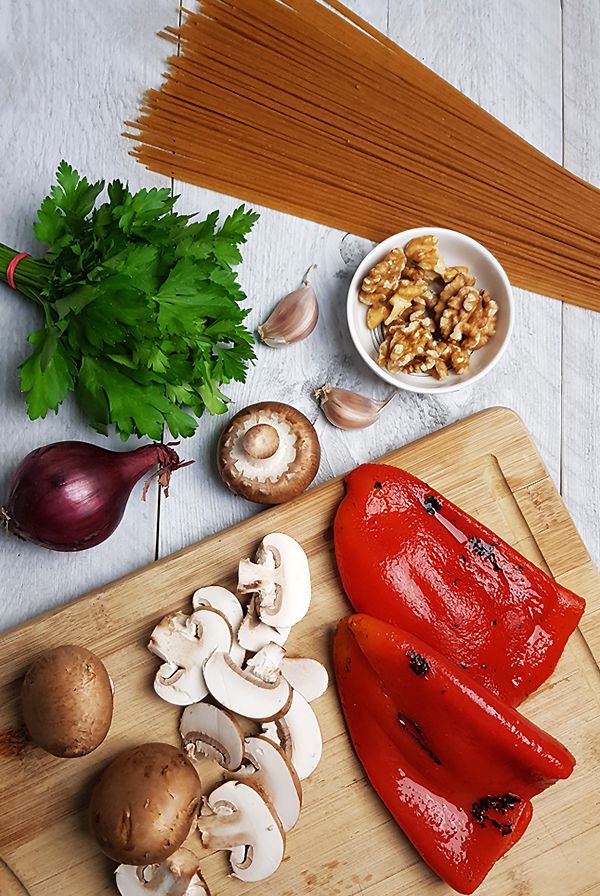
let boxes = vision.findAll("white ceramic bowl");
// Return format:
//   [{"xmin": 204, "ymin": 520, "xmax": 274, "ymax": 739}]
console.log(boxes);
[{"xmin": 347, "ymin": 227, "xmax": 514, "ymax": 394}]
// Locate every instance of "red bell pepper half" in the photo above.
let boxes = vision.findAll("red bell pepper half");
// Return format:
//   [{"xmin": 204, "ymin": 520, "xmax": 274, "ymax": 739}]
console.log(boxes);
[
  {"xmin": 334, "ymin": 464, "xmax": 585, "ymax": 707},
  {"xmin": 334, "ymin": 614, "xmax": 575, "ymax": 894}
]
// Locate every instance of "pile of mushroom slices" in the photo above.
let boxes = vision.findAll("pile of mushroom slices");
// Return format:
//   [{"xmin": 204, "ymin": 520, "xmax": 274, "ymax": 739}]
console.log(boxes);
[{"xmin": 144, "ymin": 533, "xmax": 328, "ymax": 886}]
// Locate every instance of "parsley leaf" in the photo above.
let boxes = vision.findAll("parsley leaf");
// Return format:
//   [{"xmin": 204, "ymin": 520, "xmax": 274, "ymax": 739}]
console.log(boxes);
[
  {"xmin": 5, "ymin": 162, "xmax": 258, "ymax": 439},
  {"xmin": 20, "ymin": 327, "xmax": 75, "ymax": 419}
]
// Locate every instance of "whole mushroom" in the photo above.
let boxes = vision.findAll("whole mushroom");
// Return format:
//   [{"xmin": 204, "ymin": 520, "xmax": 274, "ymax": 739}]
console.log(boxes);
[
  {"xmin": 217, "ymin": 402, "xmax": 320, "ymax": 505},
  {"xmin": 90, "ymin": 742, "xmax": 201, "ymax": 865},
  {"xmin": 21, "ymin": 644, "xmax": 113, "ymax": 757}
]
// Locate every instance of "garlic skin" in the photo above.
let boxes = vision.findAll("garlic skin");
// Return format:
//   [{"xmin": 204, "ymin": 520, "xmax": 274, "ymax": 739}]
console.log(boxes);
[
  {"xmin": 258, "ymin": 265, "xmax": 319, "ymax": 348},
  {"xmin": 314, "ymin": 384, "xmax": 394, "ymax": 430}
]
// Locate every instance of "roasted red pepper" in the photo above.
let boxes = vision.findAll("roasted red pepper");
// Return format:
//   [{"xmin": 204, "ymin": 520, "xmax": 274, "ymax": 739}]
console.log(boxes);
[
  {"xmin": 334, "ymin": 464, "xmax": 585, "ymax": 707},
  {"xmin": 334, "ymin": 614, "xmax": 575, "ymax": 894}
]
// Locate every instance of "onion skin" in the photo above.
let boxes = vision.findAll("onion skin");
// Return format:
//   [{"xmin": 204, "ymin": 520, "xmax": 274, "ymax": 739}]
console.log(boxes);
[{"xmin": 2, "ymin": 441, "xmax": 185, "ymax": 552}]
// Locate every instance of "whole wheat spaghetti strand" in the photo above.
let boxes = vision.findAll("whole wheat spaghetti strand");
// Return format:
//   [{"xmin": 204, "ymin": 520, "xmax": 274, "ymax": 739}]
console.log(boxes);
[
  {"xmin": 133, "ymin": 104, "xmax": 592, "ymax": 284},
  {"xmin": 137, "ymin": 60, "xmax": 598, "ymax": 270},
  {"xmin": 175, "ymin": 0, "xmax": 600, "ymax": 240},
  {"xmin": 156, "ymin": 39, "xmax": 600, "ymax": 253},
  {"xmin": 130, "ymin": 0, "xmax": 600, "ymax": 310}
]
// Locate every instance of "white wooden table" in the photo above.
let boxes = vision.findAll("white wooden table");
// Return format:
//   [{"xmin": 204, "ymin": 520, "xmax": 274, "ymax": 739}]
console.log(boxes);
[{"xmin": 0, "ymin": 0, "xmax": 597, "ymax": 631}]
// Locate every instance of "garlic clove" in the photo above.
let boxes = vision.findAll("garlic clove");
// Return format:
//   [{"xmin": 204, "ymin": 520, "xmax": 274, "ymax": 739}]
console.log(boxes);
[
  {"xmin": 314, "ymin": 383, "xmax": 395, "ymax": 430},
  {"xmin": 258, "ymin": 265, "xmax": 319, "ymax": 348}
]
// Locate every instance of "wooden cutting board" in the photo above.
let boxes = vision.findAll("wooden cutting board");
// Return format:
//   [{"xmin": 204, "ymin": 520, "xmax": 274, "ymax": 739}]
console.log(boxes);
[{"xmin": 0, "ymin": 407, "xmax": 598, "ymax": 896}]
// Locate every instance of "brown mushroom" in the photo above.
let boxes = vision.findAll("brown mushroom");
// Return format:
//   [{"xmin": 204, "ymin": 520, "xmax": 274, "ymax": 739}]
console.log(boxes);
[
  {"xmin": 217, "ymin": 402, "xmax": 320, "ymax": 505},
  {"xmin": 89, "ymin": 742, "xmax": 201, "ymax": 865},
  {"xmin": 21, "ymin": 644, "xmax": 113, "ymax": 758}
]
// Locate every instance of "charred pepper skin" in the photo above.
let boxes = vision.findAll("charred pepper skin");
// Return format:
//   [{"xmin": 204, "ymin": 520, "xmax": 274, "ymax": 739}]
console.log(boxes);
[
  {"xmin": 334, "ymin": 464, "xmax": 585, "ymax": 707},
  {"xmin": 334, "ymin": 615, "xmax": 575, "ymax": 894}
]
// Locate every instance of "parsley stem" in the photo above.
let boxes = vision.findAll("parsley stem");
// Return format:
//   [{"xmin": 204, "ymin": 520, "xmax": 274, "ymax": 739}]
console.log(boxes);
[{"xmin": 0, "ymin": 243, "xmax": 52, "ymax": 306}]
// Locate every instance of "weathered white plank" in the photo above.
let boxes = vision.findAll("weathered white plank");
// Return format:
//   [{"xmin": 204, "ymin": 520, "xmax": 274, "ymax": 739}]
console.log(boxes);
[
  {"xmin": 387, "ymin": 0, "xmax": 563, "ymax": 485},
  {"xmin": 0, "ymin": 0, "xmax": 176, "ymax": 630},
  {"xmin": 562, "ymin": 0, "xmax": 600, "ymax": 568},
  {"xmin": 159, "ymin": 0, "xmax": 564, "ymax": 558},
  {"xmin": 158, "ymin": 0, "xmax": 391, "ymax": 556}
]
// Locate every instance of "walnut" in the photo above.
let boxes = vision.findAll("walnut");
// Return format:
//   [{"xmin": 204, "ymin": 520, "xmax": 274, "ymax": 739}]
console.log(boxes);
[
  {"xmin": 367, "ymin": 302, "xmax": 392, "ymax": 330},
  {"xmin": 379, "ymin": 316, "xmax": 436, "ymax": 373},
  {"xmin": 365, "ymin": 235, "xmax": 498, "ymax": 381},
  {"xmin": 366, "ymin": 303, "xmax": 390, "ymax": 329},
  {"xmin": 433, "ymin": 340, "xmax": 471, "ymax": 378},
  {"xmin": 359, "ymin": 247, "xmax": 406, "ymax": 305},
  {"xmin": 404, "ymin": 235, "xmax": 446, "ymax": 277},
  {"xmin": 440, "ymin": 286, "xmax": 498, "ymax": 350},
  {"xmin": 433, "ymin": 271, "xmax": 477, "ymax": 321},
  {"xmin": 403, "ymin": 351, "xmax": 438, "ymax": 374},
  {"xmin": 384, "ymin": 280, "xmax": 429, "ymax": 324},
  {"xmin": 443, "ymin": 265, "xmax": 470, "ymax": 283}
]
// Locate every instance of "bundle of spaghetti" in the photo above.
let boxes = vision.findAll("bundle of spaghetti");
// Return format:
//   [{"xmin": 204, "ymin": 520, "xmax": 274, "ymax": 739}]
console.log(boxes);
[{"xmin": 128, "ymin": 0, "xmax": 600, "ymax": 311}]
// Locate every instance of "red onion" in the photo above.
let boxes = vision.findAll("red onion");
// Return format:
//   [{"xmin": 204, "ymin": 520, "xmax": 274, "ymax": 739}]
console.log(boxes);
[{"xmin": 1, "ymin": 441, "xmax": 190, "ymax": 552}]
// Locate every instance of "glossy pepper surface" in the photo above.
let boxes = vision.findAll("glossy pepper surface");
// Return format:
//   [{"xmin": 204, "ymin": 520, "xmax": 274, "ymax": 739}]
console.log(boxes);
[
  {"xmin": 334, "ymin": 463, "xmax": 585, "ymax": 707},
  {"xmin": 334, "ymin": 614, "xmax": 575, "ymax": 894}
]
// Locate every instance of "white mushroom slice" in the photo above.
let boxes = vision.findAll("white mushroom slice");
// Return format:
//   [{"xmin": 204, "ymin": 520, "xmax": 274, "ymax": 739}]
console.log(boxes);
[
  {"xmin": 238, "ymin": 533, "xmax": 311, "ymax": 628},
  {"xmin": 281, "ymin": 657, "xmax": 329, "ymax": 702},
  {"xmin": 203, "ymin": 651, "xmax": 292, "ymax": 722},
  {"xmin": 262, "ymin": 691, "xmax": 322, "ymax": 780},
  {"xmin": 233, "ymin": 735, "xmax": 301, "ymax": 832},
  {"xmin": 148, "ymin": 608, "xmax": 232, "ymax": 705},
  {"xmin": 192, "ymin": 586, "xmax": 245, "ymax": 667},
  {"xmin": 198, "ymin": 780, "xmax": 285, "ymax": 882},
  {"xmin": 245, "ymin": 643, "xmax": 286, "ymax": 683},
  {"xmin": 180, "ymin": 703, "xmax": 244, "ymax": 771},
  {"xmin": 237, "ymin": 596, "xmax": 290, "ymax": 653},
  {"xmin": 115, "ymin": 847, "xmax": 209, "ymax": 896},
  {"xmin": 154, "ymin": 662, "xmax": 207, "ymax": 706}
]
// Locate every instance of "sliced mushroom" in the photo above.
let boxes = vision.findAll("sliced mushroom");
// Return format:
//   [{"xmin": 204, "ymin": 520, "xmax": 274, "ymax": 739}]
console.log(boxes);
[
  {"xmin": 281, "ymin": 657, "xmax": 328, "ymax": 702},
  {"xmin": 148, "ymin": 609, "xmax": 232, "ymax": 705},
  {"xmin": 180, "ymin": 703, "xmax": 245, "ymax": 771},
  {"xmin": 245, "ymin": 643, "xmax": 286, "ymax": 684},
  {"xmin": 198, "ymin": 780, "xmax": 285, "ymax": 882},
  {"xmin": 217, "ymin": 402, "xmax": 320, "ymax": 505},
  {"xmin": 115, "ymin": 847, "xmax": 209, "ymax": 896},
  {"xmin": 237, "ymin": 596, "xmax": 290, "ymax": 653},
  {"xmin": 203, "ymin": 651, "xmax": 292, "ymax": 722},
  {"xmin": 233, "ymin": 735, "xmax": 301, "ymax": 832},
  {"xmin": 262, "ymin": 691, "xmax": 322, "ymax": 781},
  {"xmin": 154, "ymin": 662, "xmax": 206, "ymax": 707},
  {"xmin": 238, "ymin": 533, "xmax": 311, "ymax": 629},
  {"xmin": 191, "ymin": 586, "xmax": 245, "ymax": 667}
]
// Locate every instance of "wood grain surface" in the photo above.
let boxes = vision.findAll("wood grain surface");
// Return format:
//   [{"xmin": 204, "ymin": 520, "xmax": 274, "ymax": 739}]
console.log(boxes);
[
  {"xmin": 0, "ymin": 408, "xmax": 598, "ymax": 896},
  {"xmin": 1, "ymin": 0, "xmax": 598, "ymax": 637}
]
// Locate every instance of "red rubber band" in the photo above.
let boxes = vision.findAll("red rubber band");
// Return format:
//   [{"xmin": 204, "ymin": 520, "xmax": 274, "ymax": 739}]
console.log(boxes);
[{"xmin": 6, "ymin": 252, "xmax": 30, "ymax": 289}]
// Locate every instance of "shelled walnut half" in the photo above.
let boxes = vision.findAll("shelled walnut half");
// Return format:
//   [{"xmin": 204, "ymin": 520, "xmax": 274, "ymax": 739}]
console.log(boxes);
[{"xmin": 360, "ymin": 234, "xmax": 497, "ymax": 379}]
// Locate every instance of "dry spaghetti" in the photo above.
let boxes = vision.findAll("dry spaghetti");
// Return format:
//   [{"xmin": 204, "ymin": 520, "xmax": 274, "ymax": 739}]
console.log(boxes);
[{"xmin": 129, "ymin": 0, "xmax": 600, "ymax": 311}]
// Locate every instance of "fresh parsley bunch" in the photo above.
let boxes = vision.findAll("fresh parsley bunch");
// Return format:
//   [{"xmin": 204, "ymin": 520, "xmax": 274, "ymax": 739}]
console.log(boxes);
[{"xmin": 0, "ymin": 162, "xmax": 258, "ymax": 439}]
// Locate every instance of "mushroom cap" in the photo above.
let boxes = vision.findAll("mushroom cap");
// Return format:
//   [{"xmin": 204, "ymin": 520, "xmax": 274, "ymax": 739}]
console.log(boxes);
[
  {"xmin": 148, "ymin": 609, "xmax": 232, "ymax": 705},
  {"xmin": 217, "ymin": 402, "xmax": 320, "ymax": 505},
  {"xmin": 115, "ymin": 847, "xmax": 209, "ymax": 896},
  {"xmin": 203, "ymin": 651, "xmax": 292, "ymax": 722},
  {"xmin": 234, "ymin": 735, "xmax": 302, "ymax": 832},
  {"xmin": 90, "ymin": 742, "xmax": 201, "ymax": 865},
  {"xmin": 238, "ymin": 533, "xmax": 311, "ymax": 629},
  {"xmin": 198, "ymin": 780, "xmax": 285, "ymax": 882},
  {"xmin": 192, "ymin": 586, "xmax": 245, "ymax": 667},
  {"xmin": 21, "ymin": 644, "xmax": 113, "ymax": 758},
  {"xmin": 180, "ymin": 703, "xmax": 245, "ymax": 771},
  {"xmin": 237, "ymin": 596, "xmax": 290, "ymax": 653},
  {"xmin": 281, "ymin": 657, "xmax": 329, "ymax": 703},
  {"xmin": 262, "ymin": 691, "xmax": 322, "ymax": 781}
]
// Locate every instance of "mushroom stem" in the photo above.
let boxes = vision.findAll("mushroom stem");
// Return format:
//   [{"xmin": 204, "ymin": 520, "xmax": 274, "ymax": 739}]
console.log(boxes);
[{"xmin": 242, "ymin": 424, "xmax": 280, "ymax": 460}]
